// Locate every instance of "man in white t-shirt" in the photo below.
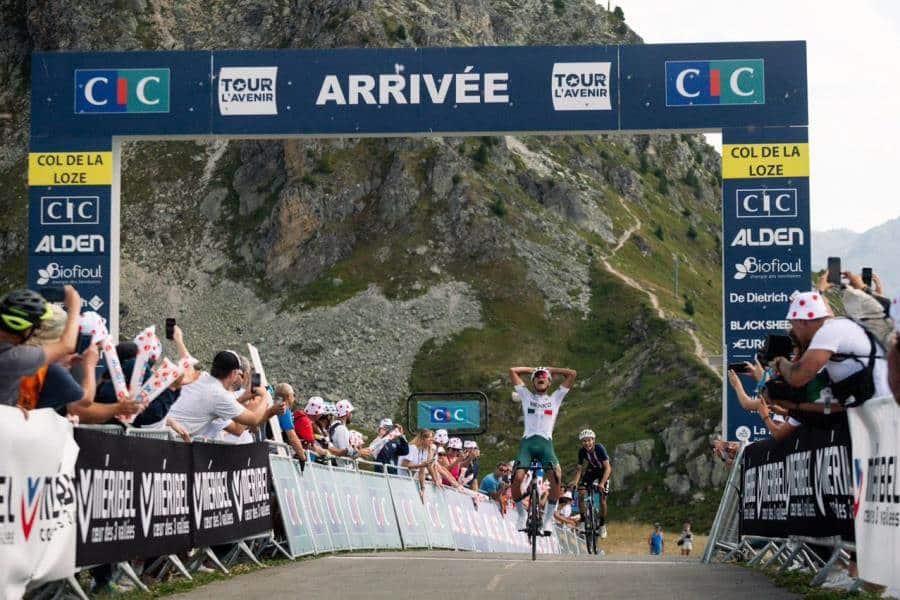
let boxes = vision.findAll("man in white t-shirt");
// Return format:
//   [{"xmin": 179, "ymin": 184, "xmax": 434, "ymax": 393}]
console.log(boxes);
[
  {"xmin": 159, "ymin": 350, "xmax": 280, "ymax": 437},
  {"xmin": 774, "ymin": 291, "xmax": 890, "ymax": 406},
  {"xmin": 508, "ymin": 365, "xmax": 577, "ymax": 533}
]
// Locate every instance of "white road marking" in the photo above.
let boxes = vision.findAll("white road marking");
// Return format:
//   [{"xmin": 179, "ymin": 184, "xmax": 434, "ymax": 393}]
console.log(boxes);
[{"xmin": 325, "ymin": 555, "xmax": 698, "ymax": 566}]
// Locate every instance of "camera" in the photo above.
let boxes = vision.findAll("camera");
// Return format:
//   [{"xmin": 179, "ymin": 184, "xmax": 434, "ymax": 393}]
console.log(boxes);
[
  {"xmin": 251, "ymin": 373, "xmax": 261, "ymax": 389},
  {"xmin": 757, "ymin": 334, "xmax": 794, "ymax": 363}
]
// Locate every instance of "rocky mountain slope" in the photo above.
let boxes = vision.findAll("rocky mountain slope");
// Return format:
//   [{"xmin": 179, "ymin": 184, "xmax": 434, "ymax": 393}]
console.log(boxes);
[
  {"xmin": 813, "ymin": 219, "xmax": 900, "ymax": 285},
  {"xmin": 0, "ymin": 0, "xmax": 727, "ymax": 528}
]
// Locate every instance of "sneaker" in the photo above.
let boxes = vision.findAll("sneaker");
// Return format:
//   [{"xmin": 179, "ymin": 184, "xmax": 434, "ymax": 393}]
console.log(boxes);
[{"xmin": 600, "ymin": 525, "xmax": 608, "ymax": 539}]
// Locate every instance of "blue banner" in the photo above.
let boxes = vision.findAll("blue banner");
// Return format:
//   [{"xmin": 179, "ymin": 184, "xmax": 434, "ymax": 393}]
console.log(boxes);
[
  {"xmin": 30, "ymin": 42, "xmax": 807, "ymax": 141},
  {"xmin": 722, "ymin": 126, "xmax": 811, "ymax": 442}
]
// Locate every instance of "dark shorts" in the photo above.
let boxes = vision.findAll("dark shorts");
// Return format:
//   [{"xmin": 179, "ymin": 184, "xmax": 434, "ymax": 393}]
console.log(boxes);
[
  {"xmin": 514, "ymin": 435, "xmax": 559, "ymax": 470},
  {"xmin": 578, "ymin": 470, "xmax": 610, "ymax": 495}
]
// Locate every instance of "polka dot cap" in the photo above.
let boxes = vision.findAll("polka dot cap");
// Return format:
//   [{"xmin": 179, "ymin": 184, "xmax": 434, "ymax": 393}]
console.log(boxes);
[{"xmin": 786, "ymin": 291, "xmax": 829, "ymax": 321}]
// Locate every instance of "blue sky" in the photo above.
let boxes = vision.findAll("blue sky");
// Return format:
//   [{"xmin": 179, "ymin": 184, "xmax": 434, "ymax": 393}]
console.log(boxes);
[{"xmin": 612, "ymin": 0, "xmax": 900, "ymax": 233}]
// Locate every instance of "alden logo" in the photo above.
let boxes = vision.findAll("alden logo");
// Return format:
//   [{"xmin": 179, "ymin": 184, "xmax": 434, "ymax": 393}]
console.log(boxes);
[
  {"xmin": 666, "ymin": 59, "xmax": 764, "ymax": 106},
  {"xmin": 75, "ymin": 68, "xmax": 170, "ymax": 113},
  {"xmin": 551, "ymin": 62, "xmax": 612, "ymax": 111}
]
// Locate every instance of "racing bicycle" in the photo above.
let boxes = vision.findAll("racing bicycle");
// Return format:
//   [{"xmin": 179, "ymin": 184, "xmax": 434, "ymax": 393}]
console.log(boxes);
[
  {"xmin": 581, "ymin": 481, "xmax": 603, "ymax": 555},
  {"xmin": 523, "ymin": 461, "xmax": 551, "ymax": 561}
]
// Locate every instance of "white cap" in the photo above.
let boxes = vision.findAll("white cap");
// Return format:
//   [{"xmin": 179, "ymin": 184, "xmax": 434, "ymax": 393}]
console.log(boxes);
[
  {"xmin": 892, "ymin": 297, "xmax": 899, "ymax": 333},
  {"xmin": 436, "ymin": 446, "xmax": 446, "ymax": 454},
  {"xmin": 323, "ymin": 402, "xmax": 337, "ymax": 415},
  {"xmin": 561, "ymin": 491, "xmax": 573, "ymax": 500},
  {"xmin": 786, "ymin": 291, "xmax": 829, "ymax": 321},
  {"xmin": 463, "ymin": 440, "xmax": 478, "ymax": 449},
  {"xmin": 379, "ymin": 418, "xmax": 394, "ymax": 429},
  {"xmin": 448, "ymin": 437, "xmax": 463, "ymax": 450},
  {"xmin": 336, "ymin": 399, "xmax": 354, "ymax": 417},
  {"xmin": 305, "ymin": 396, "xmax": 325, "ymax": 416},
  {"xmin": 434, "ymin": 429, "xmax": 449, "ymax": 444}
]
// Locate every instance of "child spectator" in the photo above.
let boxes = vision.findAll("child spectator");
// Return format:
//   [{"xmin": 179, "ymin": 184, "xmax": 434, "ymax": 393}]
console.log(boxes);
[{"xmin": 649, "ymin": 523, "xmax": 664, "ymax": 555}]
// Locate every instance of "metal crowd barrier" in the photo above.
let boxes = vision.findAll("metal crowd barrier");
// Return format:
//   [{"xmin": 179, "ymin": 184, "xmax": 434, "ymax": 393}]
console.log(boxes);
[
  {"xmin": 38, "ymin": 426, "xmax": 582, "ymax": 599},
  {"xmin": 702, "ymin": 445, "xmax": 862, "ymax": 592}
]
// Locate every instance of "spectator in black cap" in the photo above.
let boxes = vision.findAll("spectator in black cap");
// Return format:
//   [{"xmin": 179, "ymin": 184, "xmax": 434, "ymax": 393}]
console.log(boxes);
[{"xmin": 152, "ymin": 349, "xmax": 280, "ymax": 437}]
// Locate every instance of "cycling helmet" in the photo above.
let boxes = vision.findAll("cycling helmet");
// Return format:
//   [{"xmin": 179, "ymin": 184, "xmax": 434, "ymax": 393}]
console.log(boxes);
[
  {"xmin": 531, "ymin": 367, "xmax": 551, "ymax": 381},
  {"xmin": 578, "ymin": 429, "xmax": 596, "ymax": 441},
  {"xmin": 0, "ymin": 289, "xmax": 53, "ymax": 334}
]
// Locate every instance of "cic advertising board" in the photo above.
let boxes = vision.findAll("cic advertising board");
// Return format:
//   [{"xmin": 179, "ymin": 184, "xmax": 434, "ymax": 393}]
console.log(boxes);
[{"xmin": 722, "ymin": 126, "xmax": 811, "ymax": 442}]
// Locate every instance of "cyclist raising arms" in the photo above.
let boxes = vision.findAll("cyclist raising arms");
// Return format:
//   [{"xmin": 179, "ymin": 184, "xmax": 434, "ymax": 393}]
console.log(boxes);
[
  {"xmin": 572, "ymin": 429, "xmax": 612, "ymax": 538},
  {"xmin": 509, "ymin": 365, "xmax": 577, "ymax": 534}
]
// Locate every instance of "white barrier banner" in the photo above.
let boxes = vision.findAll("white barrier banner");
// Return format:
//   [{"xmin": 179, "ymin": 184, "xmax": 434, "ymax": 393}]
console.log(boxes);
[
  {"xmin": 848, "ymin": 395, "xmax": 900, "ymax": 594},
  {"xmin": 0, "ymin": 408, "xmax": 79, "ymax": 598}
]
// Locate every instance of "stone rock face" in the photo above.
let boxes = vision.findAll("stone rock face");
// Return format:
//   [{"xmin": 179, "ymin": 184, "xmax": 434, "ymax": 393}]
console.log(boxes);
[
  {"xmin": 611, "ymin": 439, "xmax": 655, "ymax": 488},
  {"xmin": 0, "ymin": 0, "xmax": 727, "ymax": 512}
]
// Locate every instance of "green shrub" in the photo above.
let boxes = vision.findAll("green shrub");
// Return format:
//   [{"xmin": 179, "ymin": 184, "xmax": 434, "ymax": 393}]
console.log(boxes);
[
  {"xmin": 473, "ymin": 143, "xmax": 490, "ymax": 170},
  {"xmin": 687, "ymin": 224, "xmax": 698, "ymax": 240},
  {"xmin": 654, "ymin": 224, "xmax": 664, "ymax": 240},
  {"xmin": 613, "ymin": 6, "xmax": 624, "ymax": 20},
  {"xmin": 553, "ymin": 0, "xmax": 565, "ymax": 15},
  {"xmin": 684, "ymin": 297, "xmax": 695, "ymax": 316},
  {"xmin": 490, "ymin": 197, "xmax": 507, "ymax": 218}
]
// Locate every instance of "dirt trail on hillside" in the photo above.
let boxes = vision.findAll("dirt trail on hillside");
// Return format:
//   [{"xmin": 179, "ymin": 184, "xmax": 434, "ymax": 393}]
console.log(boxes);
[{"xmin": 599, "ymin": 200, "xmax": 718, "ymax": 378}]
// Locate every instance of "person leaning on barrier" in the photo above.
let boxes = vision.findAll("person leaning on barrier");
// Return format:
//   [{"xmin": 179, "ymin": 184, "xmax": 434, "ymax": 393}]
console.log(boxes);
[
  {"xmin": 460, "ymin": 440, "xmax": 481, "ymax": 490},
  {"xmin": 153, "ymin": 350, "xmax": 281, "ymax": 438},
  {"xmin": 273, "ymin": 383, "xmax": 307, "ymax": 466},
  {"xmin": 18, "ymin": 302, "xmax": 100, "ymax": 414},
  {"xmin": 0, "ymin": 286, "xmax": 80, "ymax": 409},
  {"xmin": 327, "ymin": 399, "xmax": 372, "ymax": 459},
  {"xmin": 401, "ymin": 429, "xmax": 444, "ymax": 498},
  {"xmin": 369, "ymin": 418, "xmax": 410, "ymax": 474},
  {"xmin": 294, "ymin": 395, "xmax": 329, "ymax": 460},
  {"xmin": 772, "ymin": 291, "xmax": 891, "ymax": 408},
  {"xmin": 479, "ymin": 461, "xmax": 512, "ymax": 502}
]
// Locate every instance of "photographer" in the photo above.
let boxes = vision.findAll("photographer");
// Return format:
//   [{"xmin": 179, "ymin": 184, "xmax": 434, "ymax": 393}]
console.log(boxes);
[
  {"xmin": 479, "ymin": 462, "xmax": 512, "ymax": 503},
  {"xmin": 818, "ymin": 271, "xmax": 893, "ymax": 348},
  {"xmin": 773, "ymin": 292, "xmax": 890, "ymax": 408},
  {"xmin": 369, "ymin": 418, "xmax": 409, "ymax": 474}
]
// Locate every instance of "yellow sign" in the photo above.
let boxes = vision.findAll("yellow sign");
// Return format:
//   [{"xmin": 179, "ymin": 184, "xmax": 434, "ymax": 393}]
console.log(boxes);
[
  {"xmin": 28, "ymin": 152, "xmax": 113, "ymax": 186},
  {"xmin": 722, "ymin": 143, "xmax": 809, "ymax": 179}
]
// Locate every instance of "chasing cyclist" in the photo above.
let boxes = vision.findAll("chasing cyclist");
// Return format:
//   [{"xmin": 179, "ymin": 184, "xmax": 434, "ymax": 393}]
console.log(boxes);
[
  {"xmin": 509, "ymin": 365, "xmax": 577, "ymax": 534},
  {"xmin": 572, "ymin": 429, "xmax": 612, "ymax": 538}
]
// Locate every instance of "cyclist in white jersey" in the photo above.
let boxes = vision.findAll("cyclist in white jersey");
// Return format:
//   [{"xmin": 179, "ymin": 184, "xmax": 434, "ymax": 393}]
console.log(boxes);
[{"xmin": 509, "ymin": 365, "xmax": 577, "ymax": 533}]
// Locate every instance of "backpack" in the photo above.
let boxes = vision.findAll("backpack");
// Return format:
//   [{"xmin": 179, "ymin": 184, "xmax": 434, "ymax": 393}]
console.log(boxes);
[
  {"xmin": 828, "ymin": 318, "xmax": 884, "ymax": 407},
  {"xmin": 18, "ymin": 365, "xmax": 49, "ymax": 410}
]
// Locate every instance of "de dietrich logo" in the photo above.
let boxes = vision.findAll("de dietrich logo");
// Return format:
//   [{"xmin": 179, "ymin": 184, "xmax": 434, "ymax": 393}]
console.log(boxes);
[{"xmin": 666, "ymin": 59, "xmax": 764, "ymax": 106}]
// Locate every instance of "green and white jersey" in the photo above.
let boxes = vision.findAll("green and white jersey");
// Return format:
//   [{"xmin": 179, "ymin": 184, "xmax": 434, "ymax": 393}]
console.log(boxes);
[{"xmin": 514, "ymin": 384, "xmax": 569, "ymax": 440}]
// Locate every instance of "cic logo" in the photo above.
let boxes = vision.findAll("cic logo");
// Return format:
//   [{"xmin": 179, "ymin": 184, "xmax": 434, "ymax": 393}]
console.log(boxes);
[
  {"xmin": 75, "ymin": 68, "xmax": 170, "ymax": 113},
  {"xmin": 666, "ymin": 59, "xmax": 764, "ymax": 106}
]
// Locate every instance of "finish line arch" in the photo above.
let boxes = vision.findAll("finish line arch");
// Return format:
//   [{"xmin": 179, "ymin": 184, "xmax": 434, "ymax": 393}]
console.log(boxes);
[{"xmin": 26, "ymin": 42, "xmax": 810, "ymax": 441}]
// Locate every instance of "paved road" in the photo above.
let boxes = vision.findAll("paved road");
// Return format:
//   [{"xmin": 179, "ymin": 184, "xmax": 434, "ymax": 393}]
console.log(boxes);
[{"xmin": 173, "ymin": 552, "xmax": 796, "ymax": 599}]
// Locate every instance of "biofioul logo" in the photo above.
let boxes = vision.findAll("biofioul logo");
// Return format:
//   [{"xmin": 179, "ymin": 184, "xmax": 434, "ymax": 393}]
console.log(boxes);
[
  {"xmin": 550, "ymin": 62, "xmax": 612, "ymax": 111},
  {"xmin": 36, "ymin": 262, "xmax": 103, "ymax": 285},
  {"xmin": 733, "ymin": 257, "xmax": 802, "ymax": 280}
]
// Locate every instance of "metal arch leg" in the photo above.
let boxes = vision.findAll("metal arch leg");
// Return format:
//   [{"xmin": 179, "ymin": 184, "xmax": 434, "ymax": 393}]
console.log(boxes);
[
  {"xmin": 195, "ymin": 546, "xmax": 230, "ymax": 575},
  {"xmin": 778, "ymin": 542, "xmax": 805, "ymax": 574},
  {"xmin": 747, "ymin": 540, "xmax": 776, "ymax": 566}
]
